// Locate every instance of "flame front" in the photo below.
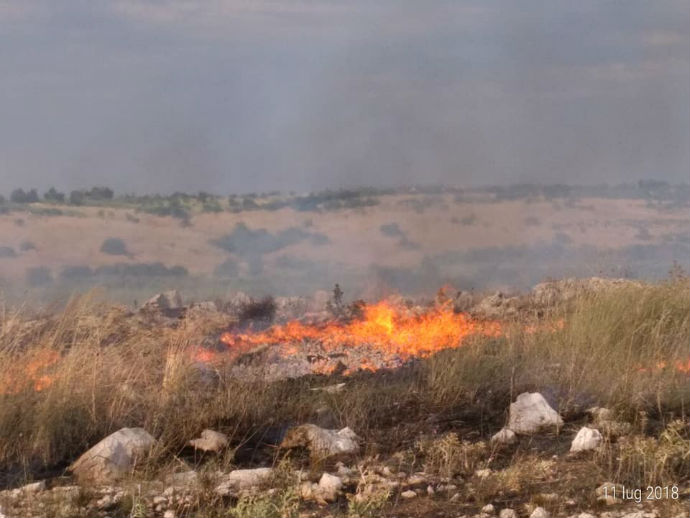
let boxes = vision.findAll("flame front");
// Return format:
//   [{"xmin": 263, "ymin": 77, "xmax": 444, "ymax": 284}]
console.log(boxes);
[{"xmin": 220, "ymin": 301, "xmax": 502, "ymax": 359}]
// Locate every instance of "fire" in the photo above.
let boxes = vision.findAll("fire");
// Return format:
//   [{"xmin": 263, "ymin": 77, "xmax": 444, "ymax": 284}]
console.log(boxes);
[
  {"xmin": 0, "ymin": 348, "xmax": 60, "ymax": 395},
  {"xmin": 220, "ymin": 301, "xmax": 502, "ymax": 359}
]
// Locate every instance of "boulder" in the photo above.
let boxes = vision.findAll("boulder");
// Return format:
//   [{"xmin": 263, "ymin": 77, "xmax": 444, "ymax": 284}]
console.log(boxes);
[
  {"xmin": 215, "ymin": 468, "xmax": 273, "ymax": 496},
  {"xmin": 318, "ymin": 473, "xmax": 343, "ymax": 502},
  {"xmin": 143, "ymin": 290, "xmax": 183, "ymax": 313},
  {"xmin": 401, "ymin": 490, "xmax": 417, "ymax": 499},
  {"xmin": 70, "ymin": 427, "xmax": 157, "ymax": 483},
  {"xmin": 280, "ymin": 424, "xmax": 360, "ymax": 460},
  {"xmin": 570, "ymin": 427, "xmax": 602, "ymax": 452},
  {"xmin": 491, "ymin": 427, "xmax": 516, "ymax": 445},
  {"xmin": 529, "ymin": 507, "xmax": 549, "ymax": 518},
  {"xmin": 507, "ymin": 392, "xmax": 563, "ymax": 435},
  {"xmin": 481, "ymin": 503, "xmax": 496, "ymax": 515},
  {"xmin": 188, "ymin": 429, "xmax": 229, "ymax": 453},
  {"xmin": 499, "ymin": 509, "xmax": 517, "ymax": 518}
]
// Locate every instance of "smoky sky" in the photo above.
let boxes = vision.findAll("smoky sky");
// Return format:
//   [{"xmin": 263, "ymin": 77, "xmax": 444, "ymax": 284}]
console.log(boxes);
[{"xmin": 1, "ymin": 0, "xmax": 688, "ymax": 195}]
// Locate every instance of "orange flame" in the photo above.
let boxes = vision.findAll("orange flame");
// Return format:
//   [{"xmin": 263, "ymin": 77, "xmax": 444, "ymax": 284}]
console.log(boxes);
[
  {"xmin": 0, "ymin": 348, "xmax": 60, "ymax": 395},
  {"xmin": 220, "ymin": 301, "xmax": 502, "ymax": 360}
]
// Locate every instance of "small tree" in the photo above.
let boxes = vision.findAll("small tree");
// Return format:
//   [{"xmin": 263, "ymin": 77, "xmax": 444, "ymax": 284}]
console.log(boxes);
[
  {"xmin": 10, "ymin": 188, "xmax": 39, "ymax": 203},
  {"xmin": 69, "ymin": 190, "xmax": 85, "ymax": 205},
  {"xmin": 44, "ymin": 187, "xmax": 66, "ymax": 203},
  {"xmin": 100, "ymin": 237, "xmax": 129, "ymax": 256}
]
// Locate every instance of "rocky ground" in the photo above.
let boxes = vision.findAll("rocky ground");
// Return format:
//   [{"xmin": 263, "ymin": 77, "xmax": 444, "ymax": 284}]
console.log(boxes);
[{"xmin": 0, "ymin": 278, "xmax": 688, "ymax": 518}]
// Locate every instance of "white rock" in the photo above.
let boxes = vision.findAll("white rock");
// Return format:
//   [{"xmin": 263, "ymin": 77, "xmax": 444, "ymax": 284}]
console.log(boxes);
[
  {"xmin": 530, "ymin": 507, "xmax": 549, "ymax": 518},
  {"xmin": 491, "ymin": 427, "xmax": 517, "ymax": 445},
  {"xmin": 507, "ymin": 392, "xmax": 563, "ymax": 435},
  {"xmin": 401, "ymin": 490, "xmax": 417, "ymax": 499},
  {"xmin": 163, "ymin": 511, "xmax": 176, "ymax": 518},
  {"xmin": 188, "ymin": 429, "xmax": 229, "ymax": 453},
  {"xmin": 214, "ymin": 468, "xmax": 273, "ymax": 496},
  {"xmin": 69, "ymin": 427, "xmax": 157, "ymax": 483},
  {"xmin": 426, "ymin": 485, "xmax": 435, "ymax": 495},
  {"xmin": 499, "ymin": 509, "xmax": 517, "ymax": 518},
  {"xmin": 318, "ymin": 473, "xmax": 343, "ymax": 502},
  {"xmin": 474, "ymin": 468, "xmax": 493, "ymax": 479},
  {"xmin": 19, "ymin": 481, "xmax": 46, "ymax": 494},
  {"xmin": 570, "ymin": 427, "xmax": 603, "ymax": 452},
  {"xmin": 481, "ymin": 503, "xmax": 496, "ymax": 515},
  {"xmin": 280, "ymin": 424, "xmax": 360, "ymax": 459},
  {"xmin": 165, "ymin": 470, "xmax": 198, "ymax": 487}
]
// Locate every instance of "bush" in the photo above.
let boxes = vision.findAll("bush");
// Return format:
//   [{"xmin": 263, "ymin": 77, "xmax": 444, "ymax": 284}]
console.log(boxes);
[
  {"xmin": 26, "ymin": 266, "xmax": 52, "ymax": 286},
  {"xmin": 0, "ymin": 246, "xmax": 16, "ymax": 258},
  {"xmin": 100, "ymin": 238, "xmax": 129, "ymax": 256},
  {"xmin": 94, "ymin": 262, "xmax": 188, "ymax": 277},
  {"xmin": 214, "ymin": 258, "xmax": 240, "ymax": 278},
  {"xmin": 380, "ymin": 223, "xmax": 404, "ymax": 237},
  {"xmin": 10, "ymin": 188, "xmax": 39, "ymax": 203},
  {"xmin": 44, "ymin": 187, "xmax": 65, "ymax": 203},
  {"xmin": 19, "ymin": 241, "xmax": 36, "ymax": 252},
  {"xmin": 60, "ymin": 265, "xmax": 94, "ymax": 280}
]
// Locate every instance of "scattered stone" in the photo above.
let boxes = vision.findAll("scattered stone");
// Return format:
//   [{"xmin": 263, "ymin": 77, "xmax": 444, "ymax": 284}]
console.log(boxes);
[
  {"xmin": 596, "ymin": 482, "xmax": 623, "ymax": 505},
  {"xmin": 163, "ymin": 511, "xmax": 176, "ymax": 518},
  {"xmin": 310, "ymin": 383, "xmax": 346, "ymax": 394},
  {"xmin": 142, "ymin": 290, "xmax": 183, "ymax": 315},
  {"xmin": 407, "ymin": 474, "xmax": 427, "ymax": 485},
  {"xmin": 530, "ymin": 507, "xmax": 549, "ymax": 518},
  {"xmin": 508, "ymin": 392, "xmax": 563, "ymax": 434},
  {"xmin": 18, "ymin": 481, "xmax": 46, "ymax": 494},
  {"xmin": 491, "ymin": 427, "xmax": 517, "ymax": 445},
  {"xmin": 70, "ymin": 427, "xmax": 157, "ymax": 483},
  {"xmin": 165, "ymin": 470, "xmax": 198, "ymax": 487},
  {"xmin": 280, "ymin": 424, "xmax": 360, "ymax": 459},
  {"xmin": 318, "ymin": 473, "xmax": 343, "ymax": 502},
  {"xmin": 215, "ymin": 468, "xmax": 273, "ymax": 496},
  {"xmin": 188, "ymin": 429, "xmax": 229, "ymax": 453},
  {"xmin": 401, "ymin": 490, "xmax": 417, "ymax": 499},
  {"xmin": 481, "ymin": 504, "xmax": 496, "ymax": 515},
  {"xmin": 570, "ymin": 427, "xmax": 603, "ymax": 452},
  {"xmin": 499, "ymin": 509, "xmax": 517, "ymax": 518},
  {"xmin": 475, "ymin": 468, "xmax": 493, "ymax": 479}
]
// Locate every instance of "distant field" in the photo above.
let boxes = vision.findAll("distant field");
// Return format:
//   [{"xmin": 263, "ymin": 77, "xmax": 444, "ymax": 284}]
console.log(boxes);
[{"xmin": 0, "ymin": 187, "xmax": 688, "ymax": 303}]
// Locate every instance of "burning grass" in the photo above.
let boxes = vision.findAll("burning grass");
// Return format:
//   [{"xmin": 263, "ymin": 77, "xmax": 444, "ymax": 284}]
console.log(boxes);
[{"xmin": 0, "ymin": 279, "xmax": 688, "ymax": 514}]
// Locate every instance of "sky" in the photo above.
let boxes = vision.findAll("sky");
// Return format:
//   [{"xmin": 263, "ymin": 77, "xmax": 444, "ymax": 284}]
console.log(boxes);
[{"xmin": 0, "ymin": 0, "xmax": 688, "ymax": 195}]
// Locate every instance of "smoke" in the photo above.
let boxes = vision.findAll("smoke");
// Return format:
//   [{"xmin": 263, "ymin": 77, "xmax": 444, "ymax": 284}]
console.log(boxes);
[{"xmin": 0, "ymin": 1, "xmax": 688, "ymax": 194}]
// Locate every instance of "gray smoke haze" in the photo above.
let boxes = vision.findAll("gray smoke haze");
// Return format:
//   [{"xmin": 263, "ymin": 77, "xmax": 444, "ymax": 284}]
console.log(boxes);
[{"xmin": 1, "ymin": 0, "xmax": 688, "ymax": 194}]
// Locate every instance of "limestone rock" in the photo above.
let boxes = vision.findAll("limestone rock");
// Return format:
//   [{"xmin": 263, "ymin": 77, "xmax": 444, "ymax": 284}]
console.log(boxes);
[
  {"xmin": 570, "ymin": 427, "xmax": 602, "ymax": 452},
  {"xmin": 401, "ymin": 490, "xmax": 417, "ymax": 499},
  {"xmin": 188, "ymin": 429, "xmax": 229, "ymax": 453},
  {"xmin": 508, "ymin": 392, "xmax": 563, "ymax": 434},
  {"xmin": 499, "ymin": 509, "xmax": 517, "ymax": 518},
  {"xmin": 530, "ymin": 507, "xmax": 549, "ymax": 518},
  {"xmin": 491, "ymin": 427, "xmax": 517, "ymax": 445},
  {"xmin": 215, "ymin": 468, "xmax": 273, "ymax": 496},
  {"xmin": 481, "ymin": 503, "xmax": 496, "ymax": 515},
  {"xmin": 70, "ymin": 427, "xmax": 157, "ymax": 483},
  {"xmin": 280, "ymin": 424, "xmax": 360, "ymax": 459},
  {"xmin": 143, "ymin": 290, "xmax": 183, "ymax": 315},
  {"xmin": 318, "ymin": 473, "xmax": 343, "ymax": 502}
]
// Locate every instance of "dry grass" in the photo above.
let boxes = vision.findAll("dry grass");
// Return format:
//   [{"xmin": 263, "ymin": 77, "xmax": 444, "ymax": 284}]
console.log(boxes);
[{"xmin": 0, "ymin": 279, "xmax": 688, "ymax": 515}]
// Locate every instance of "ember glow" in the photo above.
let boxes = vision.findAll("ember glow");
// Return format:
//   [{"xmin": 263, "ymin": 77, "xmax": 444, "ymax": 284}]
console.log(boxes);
[
  {"xmin": 0, "ymin": 348, "xmax": 59, "ymax": 395},
  {"xmin": 220, "ymin": 301, "xmax": 502, "ymax": 359}
]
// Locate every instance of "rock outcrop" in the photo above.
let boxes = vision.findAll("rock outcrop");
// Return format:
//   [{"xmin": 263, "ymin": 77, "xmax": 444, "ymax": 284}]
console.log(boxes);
[{"xmin": 70, "ymin": 428, "xmax": 157, "ymax": 483}]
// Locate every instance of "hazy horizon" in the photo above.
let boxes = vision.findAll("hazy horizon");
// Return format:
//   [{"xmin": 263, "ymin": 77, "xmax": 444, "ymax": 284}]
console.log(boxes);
[{"xmin": 1, "ymin": 1, "xmax": 688, "ymax": 195}]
